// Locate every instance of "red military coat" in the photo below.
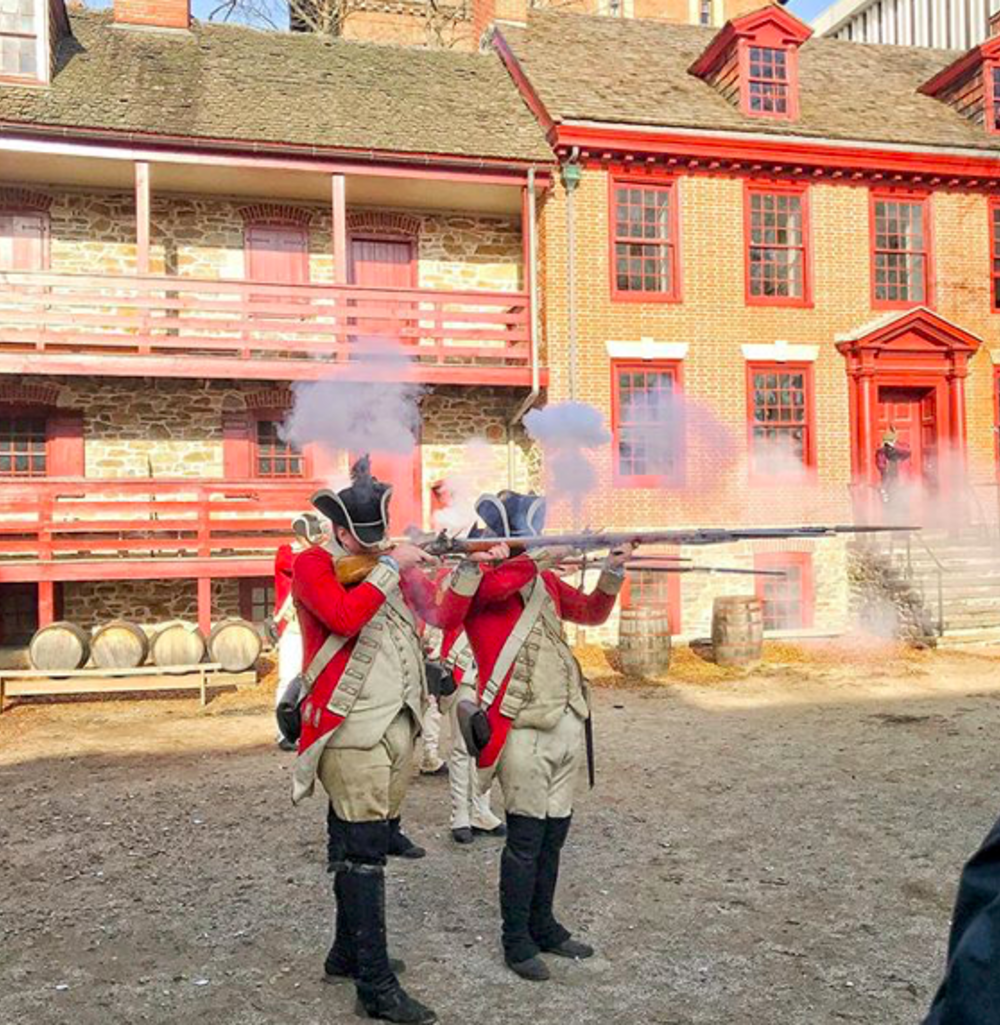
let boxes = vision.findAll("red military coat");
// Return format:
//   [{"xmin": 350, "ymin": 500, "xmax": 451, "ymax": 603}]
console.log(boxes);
[
  {"xmin": 463, "ymin": 555, "xmax": 619, "ymax": 768},
  {"xmin": 292, "ymin": 547, "xmax": 478, "ymax": 761},
  {"xmin": 274, "ymin": 543, "xmax": 296, "ymax": 637}
]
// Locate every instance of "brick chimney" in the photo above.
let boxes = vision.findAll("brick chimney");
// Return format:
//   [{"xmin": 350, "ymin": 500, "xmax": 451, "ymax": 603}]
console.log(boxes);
[
  {"xmin": 472, "ymin": 0, "xmax": 527, "ymax": 39},
  {"xmin": 114, "ymin": 0, "xmax": 190, "ymax": 30}
]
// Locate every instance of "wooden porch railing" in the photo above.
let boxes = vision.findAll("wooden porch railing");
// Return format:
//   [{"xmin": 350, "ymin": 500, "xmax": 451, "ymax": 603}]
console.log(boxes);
[
  {"xmin": 0, "ymin": 270, "xmax": 531, "ymax": 380},
  {"xmin": 0, "ymin": 478, "xmax": 318, "ymax": 567}
]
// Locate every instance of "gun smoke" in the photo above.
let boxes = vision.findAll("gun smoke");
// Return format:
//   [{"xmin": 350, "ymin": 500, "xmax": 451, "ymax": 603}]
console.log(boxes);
[
  {"xmin": 524, "ymin": 402, "xmax": 611, "ymax": 515},
  {"xmin": 280, "ymin": 341, "xmax": 424, "ymax": 464},
  {"xmin": 432, "ymin": 438, "xmax": 495, "ymax": 536}
]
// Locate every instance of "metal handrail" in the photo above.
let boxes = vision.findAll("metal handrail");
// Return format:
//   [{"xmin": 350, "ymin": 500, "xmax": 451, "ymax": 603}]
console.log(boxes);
[{"xmin": 905, "ymin": 532, "xmax": 946, "ymax": 638}]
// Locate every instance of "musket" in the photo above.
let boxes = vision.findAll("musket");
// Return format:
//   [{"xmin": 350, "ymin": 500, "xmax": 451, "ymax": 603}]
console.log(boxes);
[
  {"xmin": 558, "ymin": 558, "xmax": 785, "ymax": 578},
  {"xmin": 422, "ymin": 524, "xmax": 915, "ymax": 555}
]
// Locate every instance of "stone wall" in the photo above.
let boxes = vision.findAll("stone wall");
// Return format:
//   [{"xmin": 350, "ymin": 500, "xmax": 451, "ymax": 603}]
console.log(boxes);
[
  {"xmin": 32, "ymin": 186, "xmax": 523, "ymax": 294},
  {"xmin": 60, "ymin": 578, "xmax": 242, "ymax": 631}
]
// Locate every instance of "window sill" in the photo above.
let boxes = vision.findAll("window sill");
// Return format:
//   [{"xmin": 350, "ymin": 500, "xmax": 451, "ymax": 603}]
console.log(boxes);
[
  {"xmin": 611, "ymin": 290, "xmax": 683, "ymax": 305},
  {"xmin": 746, "ymin": 295, "xmax": 813, "ymax": 309}
]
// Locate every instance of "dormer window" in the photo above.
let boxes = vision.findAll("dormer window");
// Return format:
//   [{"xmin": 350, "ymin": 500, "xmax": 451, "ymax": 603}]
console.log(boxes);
[
  {"xmin": 920, "ymin": 38, "xmax": 1000, "ymax": 136},
  {"xmin": 747, "ymin": 46, "xmax": 789, "ymax": 115},
  {"xmin": 0, "ymin": 0, "xmax": 46, "ymax": 83},
  {"xmin": 988, "ymin": 63, "xmax": 1000, "ymax": 132},
  {"xmin": 689, "ymin": 7, "xmax": 812, "ymax": 123}
]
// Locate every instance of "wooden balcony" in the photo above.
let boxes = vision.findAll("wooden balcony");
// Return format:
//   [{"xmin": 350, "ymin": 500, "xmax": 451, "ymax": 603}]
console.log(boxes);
[
  {"xmin": 0, "ymin": 477, "xmax": 319, "ymax": 583},
  {"xmin": 0, "ymin": 271, "xmax": 537, "ymax": 386}
]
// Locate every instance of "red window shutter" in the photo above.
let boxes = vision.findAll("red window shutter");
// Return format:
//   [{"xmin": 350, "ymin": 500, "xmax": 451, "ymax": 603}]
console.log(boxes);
[
  {"xmin": 46, "ymin": 413, "xmax": 84, "ymax": 477},
  {"xmin": 223, "ymin": 411, "xmax": 254, "ymax": 479}
]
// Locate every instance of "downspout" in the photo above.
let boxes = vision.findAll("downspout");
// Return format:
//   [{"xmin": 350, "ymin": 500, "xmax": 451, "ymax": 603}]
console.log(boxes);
[
  {"xmin": 508, "ymin": 166, "xmax": 542, "ymax": 488},
  {"xmin": 562, "ymin": 148, "xmax": 582, "ymax": 402}
]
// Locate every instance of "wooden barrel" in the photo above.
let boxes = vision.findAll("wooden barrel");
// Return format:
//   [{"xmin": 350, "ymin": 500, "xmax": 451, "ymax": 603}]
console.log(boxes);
[
  {"xmin": 29, "ymin": 621, "xmax": 91, "ymax": 672},
  {"xmin": 91, "ymin": 620, "xmax": 150, "ymax": 670},
  {"xmin": 617, "ymin": 607, "xmax": 672, "ymax": 678},
  {"xmin": 711, "ymin": 596, "xmax": 764, "ymax": 667},
  {"xmin": 207, "ymin": 618, "xmax": 262, "ymax": 673},
  {"xmin": 150, "ymin": 622, "xmax": 206, "ymax": 668}
]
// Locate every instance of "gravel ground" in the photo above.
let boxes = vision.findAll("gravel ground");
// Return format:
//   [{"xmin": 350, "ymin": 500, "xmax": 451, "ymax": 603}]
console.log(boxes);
[{"xmin": 3, "ymin": 644, "xmax": 1000, "ymax": 1025}]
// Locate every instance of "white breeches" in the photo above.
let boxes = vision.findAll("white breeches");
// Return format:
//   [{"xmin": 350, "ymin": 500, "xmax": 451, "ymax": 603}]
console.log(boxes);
[
  {"xmin": 447, "ymin": 689, "xmax": 502, "ymax": 831},
  {"xmin": 277, "ymin": 629, "xmax": 303, "ymax": 709}
]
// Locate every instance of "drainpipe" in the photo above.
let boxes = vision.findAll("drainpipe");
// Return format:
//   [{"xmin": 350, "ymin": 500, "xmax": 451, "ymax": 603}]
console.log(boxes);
[
  {"xmin": 561, "ymin": 149, "xmax": 582, "ymax": 402},
  {"xmin": 508, "ymin": 167, "xmax": 541, "ymax": 489}
]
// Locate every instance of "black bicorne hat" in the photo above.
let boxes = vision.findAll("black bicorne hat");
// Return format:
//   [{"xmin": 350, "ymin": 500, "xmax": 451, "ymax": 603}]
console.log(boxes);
[
  {"xmin": 310, "ymin": 456, "xmax": 392, "ymax": 548},
  {"xmin": 471, "ymin": 490, "xmax": 546, "ymax": 539}
]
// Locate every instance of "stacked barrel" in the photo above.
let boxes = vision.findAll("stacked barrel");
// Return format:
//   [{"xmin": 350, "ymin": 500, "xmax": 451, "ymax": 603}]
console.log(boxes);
[{"xmin": 27, "ymin": 618, "xmax": 262, "ymax": 673}]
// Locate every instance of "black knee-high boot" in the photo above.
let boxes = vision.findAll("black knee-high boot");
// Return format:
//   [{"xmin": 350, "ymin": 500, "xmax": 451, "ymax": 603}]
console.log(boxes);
[
  {"xmin": 343, "ymin": 821, "xmax": 434, "ymax": 1024},
  {"xmin": 530, "ymin": 816, "xmax": 593, "ymax": 960},
  {"xmin": 324, "ymin": 810, "xmax": 405, "ymax": 983},
  {"xmin": 500, "ymin": 814, "xmax": 548, "ymax": 979}
]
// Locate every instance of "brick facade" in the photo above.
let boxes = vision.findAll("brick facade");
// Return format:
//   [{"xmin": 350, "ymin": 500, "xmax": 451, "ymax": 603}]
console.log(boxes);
[{"xmin": 536, "ymin": 165, "xmax": 1000, "ymax": 638}]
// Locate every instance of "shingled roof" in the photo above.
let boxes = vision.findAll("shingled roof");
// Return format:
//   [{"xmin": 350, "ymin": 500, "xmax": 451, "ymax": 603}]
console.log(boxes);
[
  {"xmin": 500, "ymin": 11, "xmax": 999, "ymax": 154},
  {"xmin": 0, "ymin": 10, "xmax": 551, "ymax": 163}
]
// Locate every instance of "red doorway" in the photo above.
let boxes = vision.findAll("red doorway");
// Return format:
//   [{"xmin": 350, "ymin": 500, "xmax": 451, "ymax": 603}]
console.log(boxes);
[
  {"xmin": 367, "ymin": 451, "xmax": 423, "ymax": 537},
  {"xmin": 837, "ymin": 309, "xmax": 981, "ymax": 523},
  {"xmin": 349, "ymin": 236, "xmax": 416, "ymax": 343},
  {"xmin": 876, "ymin": 386, "xmax": 938, "ymax": 487},
  {"xmin": 245, "ymin": 224, "xmax": 309, "ymax": 285}
]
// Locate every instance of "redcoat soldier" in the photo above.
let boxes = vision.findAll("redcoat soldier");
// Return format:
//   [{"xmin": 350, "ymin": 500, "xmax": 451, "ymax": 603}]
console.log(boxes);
[
  {"xmin": 274, "ymin": 512, "xmax": 326, "ymax": 751},
  {"xmin": 461, "ymin": 490, "xmax": 632, "ymax": 981},
  {"xmin": 291, "ymin": 459, "xmax": 502, "ymax": 1025}
]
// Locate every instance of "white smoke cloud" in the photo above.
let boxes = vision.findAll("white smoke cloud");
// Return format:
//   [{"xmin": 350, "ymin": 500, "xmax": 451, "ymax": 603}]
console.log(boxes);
[
  {"xmin": 279, "ymin": 341, "xmax": 423, "ymax": 459},
  {"xmin": 431, "ymin": 438, "xmax": 494, "ymax": 536},
  {"xmin": 524, "ymin": 402, "xmax": 610, "ymax": 510}
]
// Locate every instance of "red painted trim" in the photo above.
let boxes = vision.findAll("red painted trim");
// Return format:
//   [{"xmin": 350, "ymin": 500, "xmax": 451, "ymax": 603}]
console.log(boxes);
[
  {"xmin": 135, "ymin": 161, "xmax": 150, "ymax": 276},
  {"xmin": 990, "ymin": 198, "xmax": 1000, "ymax": 312},
  {"xmin": 620, "ymin": 566, "xmax": 682, "ymax": 634},
  {"xmin": 744, "ymin": 361, "xmax": 817, "ymax": 483},
  {"xmin": 743, "ymin": 179, "xmax": 812, "ymax": 308},
  {"xmin": 249, "ymin": 406, "xmax": 313, "ymax": 481},
  {"xmin": 689, "ymin": 5, "xmax": 812, "ymax": 79},
  {"xmin": 611, "ymin": 359, "xmax": 684, "ymax": 488},
  {"xmin": 985, "ymin": 62, "xmax": 1000, "ymax": 136},
  {"xmin": 994, "ymin": 368, "xmax": 1000, "ymax": 476},
  {"xmin": 239, "ymin": 576, "xmax": 274, "ymax": 621},
  {"xmin": 608, "ymin": 173, "xmax": 682, "ymax": 303},
  {"xmin": 332, "ymin": 175, "xmax": 348, "ymax": 285},
  {"xmin": 553, "ymin": 124, "xmax": 1000, "ymax": 188},
  {"xmin": 46, "ymin": 412, "xmax": 85, "ymax": 477},
  {"xmin": 754, "ymin": 550, "xmax": 814, "ymax": 630},
  {"xmin": 869, "ymin": 189, "xmax": 935, "ymax": 311},
  {"xmin": 347, "ymin": 233, "xmax": 419, "ymax": 288},
  {"xmin": 0, "ymin": 353, "xmax": 543, "ymax": 386},
  {"xmin": 0, "ymin": 206, "xmax": 50, "ymax": 270},
  {"xmin": 737, "ymin": 39, "xmax": 801, "ymax": 123},
  {"xmin": 920, "ymin": 35, "xmax": 1000, "ymax": 98},
  {"xmin": 0, "ymin": 128, "xmax": 553, "ymax": 185},
  {"xmin": 0, "ymin": 559, "xmax": 276, "ymax": 584},
  {"xmin": 491, "ymin": 29, "xmax": 556, "ymax": 136}
]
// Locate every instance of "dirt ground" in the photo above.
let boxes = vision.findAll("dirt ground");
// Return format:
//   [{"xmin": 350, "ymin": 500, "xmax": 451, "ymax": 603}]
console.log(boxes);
[{"xmin": 3, "ymin": 642, "xmax": 1000, "ymax": 1025}]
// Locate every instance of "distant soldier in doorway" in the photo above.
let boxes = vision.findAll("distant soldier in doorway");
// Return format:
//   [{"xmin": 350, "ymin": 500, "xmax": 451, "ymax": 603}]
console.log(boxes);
[{"xmin": 876, "ymin": 428, "xmax": 912, "ymax": 508}]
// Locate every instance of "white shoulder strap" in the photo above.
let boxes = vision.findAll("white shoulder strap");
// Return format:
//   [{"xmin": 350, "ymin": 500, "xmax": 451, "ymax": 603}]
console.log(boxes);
[
  {"xmin": 480, "ymin": 579, "xmax": 548, "ymax": 710},
  {"xmin": 300, "ymin": 631, "xmax": 349, "ymax": 697},
  {"xmin": 275, "ymin": 594, "xmax": 296, "ymax": 625}
]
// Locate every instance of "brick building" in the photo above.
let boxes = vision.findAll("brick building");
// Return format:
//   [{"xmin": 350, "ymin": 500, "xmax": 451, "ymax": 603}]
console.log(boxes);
[
  {"xmin": 492, "ymin": 6, "xmax": 1000, "ymax": 637},
  {"xmin": 0, "ymin": 0, "xmax": 550, "ymax": 643}
]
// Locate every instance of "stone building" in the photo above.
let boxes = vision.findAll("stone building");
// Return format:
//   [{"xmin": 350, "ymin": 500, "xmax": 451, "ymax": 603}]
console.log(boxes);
[{"xmin": 0, "ymin": 0, "xmax": 550, "ymax": 639}]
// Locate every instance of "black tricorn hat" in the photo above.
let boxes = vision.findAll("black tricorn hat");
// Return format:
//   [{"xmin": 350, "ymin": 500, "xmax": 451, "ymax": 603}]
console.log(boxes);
[
  {"xmin": 471, "ymin": 490, "xmax": 546, "ymax": 539},
  {"xmin": 311, "ymin": 456, "xmax": 392, "ymax": 548}
]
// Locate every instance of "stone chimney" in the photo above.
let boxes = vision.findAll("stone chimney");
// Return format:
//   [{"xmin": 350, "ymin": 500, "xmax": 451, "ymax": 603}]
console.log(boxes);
[{"xmin": 113, "ymin": 0, "xmax": 190, "ymax": 30}]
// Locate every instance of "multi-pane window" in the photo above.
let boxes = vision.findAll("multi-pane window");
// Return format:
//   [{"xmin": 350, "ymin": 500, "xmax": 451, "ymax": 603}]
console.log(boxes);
[
  {"xmin": 749, "ymin": 367, "xmax": 812, "ymax": 475},
  {"xmin": 699, "ymin": 0, "xmax": 711, "ymax": 25},
  {"xmin": 872, "ymin": 196, "xmax": 929, "ymax": 305},
  {"xmin": 249, "ymin": 581, "xmax": 275, "ymax": 624},
  {"xmin": 747, "ymin": 46, "xmax": 789, "ymax": 115},
  {"xmin": 628, "ymin": 570, "xmax": 672, "ymax": 608},
  {"xmin": 0, "ymin": 0, "xmax": 37, "ymax": 78},
  {"xmin": 255, "ymin": 420, "xmax": 303, "ymax": 478},
  {"xmin": 0, "ymin": 416, "xmax": 45, "ymax": 477},
  {"xmin": 991, "ymin": 203, "xmax": 1000, "ymax": 310},
  {"xmin": 756, "ymin": 555, "xmax": 812, "ymax": 631},
  {"xmin": 747, "ymin": 189, "xmax": 807, "ymax": 302},
  {"xmin": 612, "ymin": 182, "xmax": 677, "ymax": 298},
  {"xmin": 991, "ymin": 66, "xmax": 1000, "ymax": 132},
  {"xmin": 614, "ymin": 364, "xmax": 681, "ymax": 482}
]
